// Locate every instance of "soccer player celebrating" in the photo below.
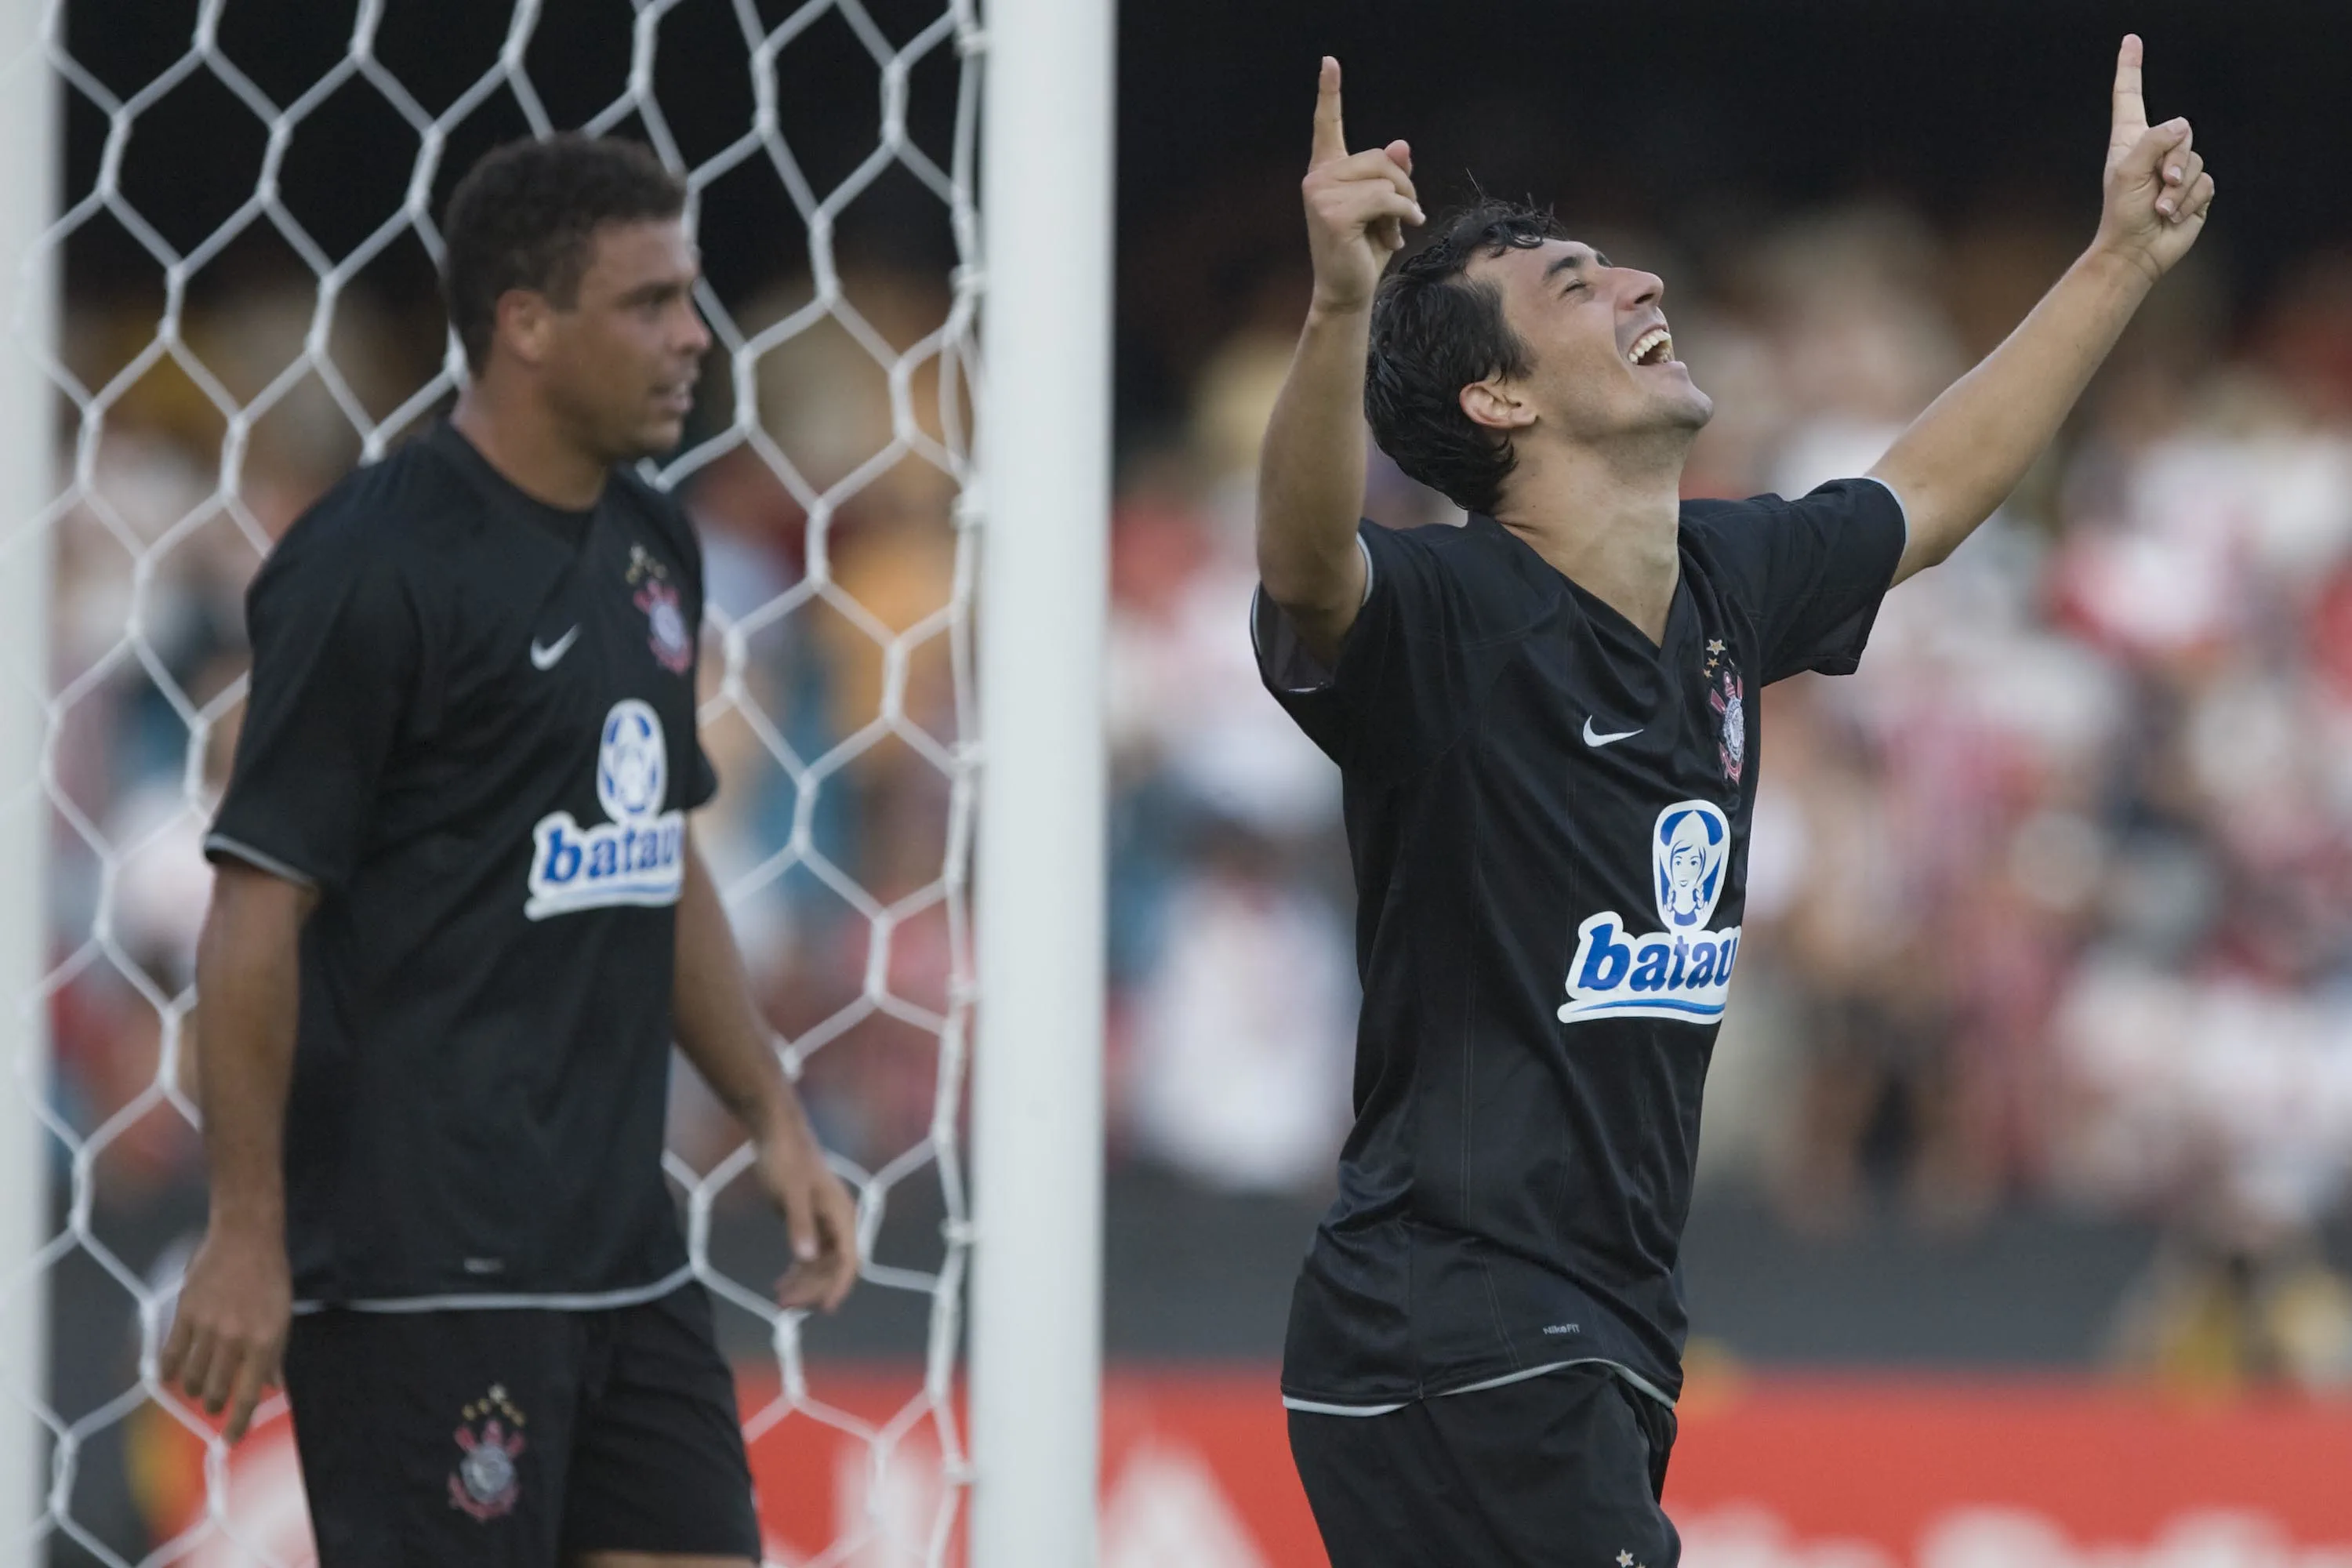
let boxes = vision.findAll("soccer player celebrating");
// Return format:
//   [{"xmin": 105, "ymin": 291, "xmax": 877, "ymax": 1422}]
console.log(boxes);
[
  {"xmin": 1257, "ymin": 39, "xmax": 2210, "ymax": 1564},
  {"xmin": 158, "ymin": 135, "xmax": 858, "ymax": 1566}
]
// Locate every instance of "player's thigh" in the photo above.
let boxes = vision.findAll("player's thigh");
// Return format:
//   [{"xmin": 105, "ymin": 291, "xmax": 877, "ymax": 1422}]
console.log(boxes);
[
  {"xmin": 285, "ymin": 1308, "xmax": 586, "ymax": 1568},
  {"xmin": 1289, "ymin": 1403, "xmax": 1506, "ymax": 1566},
  {"xmin": 571, "ymin": 1555, "xmax": 753, "ymax": 1567},
  {"xmin": 557, "ymin": 1284, "xmax": 762, "ymax": 1561},
  {"xmin": 1424, "ymin": 1366, "xmax": 1681, "ymax": 1566}
]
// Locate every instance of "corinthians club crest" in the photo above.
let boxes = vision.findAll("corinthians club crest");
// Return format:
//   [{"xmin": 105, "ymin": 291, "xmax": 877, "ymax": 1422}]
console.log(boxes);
[
  {"xmin": 448, "ymin": 1385, "xmax": 527, "ymax": 1521},
  {"xmin": 626, "ymin": 543, "xmax": 694, "ymax": 675},
  {"xmin": 1708, "ymin": 664, "xmax": 1745, "ymax": 785},
  {"xmin": 636, "ymin": 580, "xmax": 694, "ymax": 675}
]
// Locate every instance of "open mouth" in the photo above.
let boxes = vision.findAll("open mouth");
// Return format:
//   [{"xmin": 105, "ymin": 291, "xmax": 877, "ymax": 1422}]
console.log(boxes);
[{"xmin": 1626, "ymin": 326, "xmax": 1675, "ymax": 368}]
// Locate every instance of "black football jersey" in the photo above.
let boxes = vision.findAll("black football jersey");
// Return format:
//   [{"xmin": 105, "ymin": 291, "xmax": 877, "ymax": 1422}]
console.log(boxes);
[
  {"xmin": 206, "ymin": 421, "xmax": 718, "ymax": 1308},
  {"xmin": 1254, "ymin": 478, "xmax": 1906, "ymax": 1411}
]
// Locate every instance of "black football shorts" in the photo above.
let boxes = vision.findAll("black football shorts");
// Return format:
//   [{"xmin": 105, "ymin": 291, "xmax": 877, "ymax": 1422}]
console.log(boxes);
[
  {"xmin": 283, "ymin": 1282, "xmax": 763, "ymax": 1566},
  {"xmin": 1288, "ymin": 1361, "xmax": 1680, "ymax": 1566}
]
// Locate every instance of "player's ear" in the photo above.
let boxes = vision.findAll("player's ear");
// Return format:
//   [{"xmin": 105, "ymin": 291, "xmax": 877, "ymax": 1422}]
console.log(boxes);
[
  {"xmin": 1460, "ymin": 379, "xmax": 1535, "ymax": 433},
  {"xmin": 495, "ymin": 289, "xmax": 556, "ymax": 370}
]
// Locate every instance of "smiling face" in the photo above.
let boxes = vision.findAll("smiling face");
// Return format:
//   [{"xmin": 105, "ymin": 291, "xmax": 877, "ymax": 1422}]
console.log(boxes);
[
  {"xmin": 1462, "ymin": 238, "xmax": 1714, "ymax": 456},
  {"xmin": 1664, "ymin": 814, "xmax": 1714, "ymax": 922},
  {"xmin": 532, "ymin": 218, "xmax": 711, "ymax": 463}
]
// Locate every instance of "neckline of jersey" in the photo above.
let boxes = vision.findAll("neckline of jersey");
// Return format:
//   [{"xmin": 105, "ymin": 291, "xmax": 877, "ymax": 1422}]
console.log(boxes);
[
  {"xmin": 1467, "ymin": 510, "xmax": 1692, "ymax": 659},
  {"xmin": 431, "ymin": 420, "xmax": 601, "ymax": 554}
]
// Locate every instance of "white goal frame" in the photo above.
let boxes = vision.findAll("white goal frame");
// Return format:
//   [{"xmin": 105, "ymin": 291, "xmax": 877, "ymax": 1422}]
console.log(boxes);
[
  {"xmin": 0, "ymin": 0, "xmax": 1110, "ymax": 1561},
  {"xmin": 0, "ymin": 0, "xmax": 60, "ymax": 1553},
  {"xmin": 971, "ymin": 0, "xmax": 1112, "ymax": 1562}
]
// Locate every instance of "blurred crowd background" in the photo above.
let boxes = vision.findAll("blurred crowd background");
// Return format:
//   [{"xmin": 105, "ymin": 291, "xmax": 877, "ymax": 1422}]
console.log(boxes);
[{"xmin": 27, "ymin": 0, "xmax": 2352, "ymax": 1555}]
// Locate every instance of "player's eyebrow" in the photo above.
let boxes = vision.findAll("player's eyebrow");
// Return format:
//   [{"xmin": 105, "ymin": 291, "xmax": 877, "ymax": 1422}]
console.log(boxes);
[
  {"xmin": 1543, "ymin": 249, "xmax": 1609, "ymax": 283},
  {"xmin": 619, "ymin": 274, "xmax": 696, "ymax": 304}
]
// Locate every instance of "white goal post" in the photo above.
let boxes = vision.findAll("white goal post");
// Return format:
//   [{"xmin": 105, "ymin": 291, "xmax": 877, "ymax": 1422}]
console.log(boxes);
[
  {"xmin": 0, "ymin": 0, "xmax": 60, "ymax": 1555},
  {"xmin": 0, "ymin": 0, "xmax": 1111, "ymax": 1563},
  {"xmin": 971, "ymin": 0, "xmax": 1112, "ymax": 1559}
]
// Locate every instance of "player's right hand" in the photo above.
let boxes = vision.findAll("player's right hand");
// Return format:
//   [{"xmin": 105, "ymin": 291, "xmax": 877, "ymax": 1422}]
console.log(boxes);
[
  {"xmin": 157, "ymin": 1222, "xmax": 292, "ymax": 1443},
  {"xmin": 1302, "ymin": 56, "xmax": 1423, "ymax": 316}
]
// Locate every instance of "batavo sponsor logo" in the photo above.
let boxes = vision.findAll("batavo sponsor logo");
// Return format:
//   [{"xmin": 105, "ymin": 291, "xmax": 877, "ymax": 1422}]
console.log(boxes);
[
  {"xmin": 525, "ymin": 699, "xmax": 685, "ymax": 920},
  {"xmin": 1559, "ymin": 798, "xmax": 1741, "ymax": 1025}
]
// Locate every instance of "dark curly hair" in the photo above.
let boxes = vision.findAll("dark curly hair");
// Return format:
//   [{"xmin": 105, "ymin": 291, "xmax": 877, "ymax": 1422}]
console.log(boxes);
[
  {"xmin": 441, "ymin": 133, "xmax": 688, "ymax": 373},
  {"xmin": 1366, "ymin": 201, "xmax": 1568, "ymax": 516}
]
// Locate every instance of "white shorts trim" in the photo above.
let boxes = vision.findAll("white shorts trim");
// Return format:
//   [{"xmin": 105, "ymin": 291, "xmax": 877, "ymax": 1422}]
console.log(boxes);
[
  {"xmin": 1281, "ymin": 1394, "xmax": 1407, "ymax": 1417},
  {"xmin": 1281, "ymin": 1357, "xmax": 1675, "ymax": 1417},
  {"xmin": 292, "ymin": 1263, "xmax": 695, "ymax": 1315}
]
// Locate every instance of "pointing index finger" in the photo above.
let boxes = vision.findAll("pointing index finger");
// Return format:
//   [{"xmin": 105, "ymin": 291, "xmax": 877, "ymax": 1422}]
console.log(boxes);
[
  {"xmin": 1311, "ymin": 56, "xmax": 1348, "ymax": 167},
  {"xmin": 2112, "ymin": 33, "xmax": 2147, "ymax": 134}
]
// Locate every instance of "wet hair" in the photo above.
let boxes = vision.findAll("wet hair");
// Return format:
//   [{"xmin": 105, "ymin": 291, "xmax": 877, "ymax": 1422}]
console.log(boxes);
[
  {"xmin": 1366, "ymin": 200, "xmax": 1569, "ymax": 515},
  {"xmin": 441, "ymin": 133, "xmax": 688, "ymax": 373}
]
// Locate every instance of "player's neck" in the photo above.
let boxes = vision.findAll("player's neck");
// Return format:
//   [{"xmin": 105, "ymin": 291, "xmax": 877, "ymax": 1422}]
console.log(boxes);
[
  {"xmin": 1493, "ymin": 438, "xmax": 1686, "ymax": 647},
  {"xmin": 450, "ymin": 385, "xmax": 611, "ymax": 511}
]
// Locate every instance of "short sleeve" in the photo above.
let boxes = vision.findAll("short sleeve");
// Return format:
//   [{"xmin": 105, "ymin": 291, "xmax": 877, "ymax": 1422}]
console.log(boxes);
[
  {"xmin": 205, "ymin": 526, "xmax": 420, "ymax": 892},
  {"xmin": 1251, "ymin": 521, "xmax": 1532, "ymax": 775},
  {"xmin": 1696, "ymin": 477, "xmax": 1908, "ymax": 684},
  {"xmin": 670, "ymin": 497, "xmax": 720, "ymax": 810}
]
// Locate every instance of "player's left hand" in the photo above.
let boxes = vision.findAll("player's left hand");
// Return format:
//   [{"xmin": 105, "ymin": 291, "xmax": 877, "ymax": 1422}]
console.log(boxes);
[
  {"xmin": 756, "ymin": 1104, "xmax": 860, "ymax": 1313},
  {"xmin": 2093, "ymin": 34, "xmax": 2214, "ymax": 284}
]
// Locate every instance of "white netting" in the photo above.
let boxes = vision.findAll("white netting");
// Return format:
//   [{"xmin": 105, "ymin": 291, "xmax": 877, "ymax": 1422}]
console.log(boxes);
[{"xmin": 8, "ymin": 1, "xmax": 982, "ymax": 1562}]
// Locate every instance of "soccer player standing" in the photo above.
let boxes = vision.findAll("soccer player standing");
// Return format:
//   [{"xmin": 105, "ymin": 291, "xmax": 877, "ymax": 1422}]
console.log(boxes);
[
  {"xmin": 157, "ymin": 136, "xmax": 858, "ymax": 1566},
  {"xmin": 1256, "ymin": 40, "xmax": 2211, "ymax": 1565}
]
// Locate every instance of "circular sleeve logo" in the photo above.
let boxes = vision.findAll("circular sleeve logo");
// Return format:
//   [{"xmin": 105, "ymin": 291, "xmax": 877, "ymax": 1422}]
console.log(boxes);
[{"xmin": 596, "ymin": 699, "xmax": 669, "ymax": 821}]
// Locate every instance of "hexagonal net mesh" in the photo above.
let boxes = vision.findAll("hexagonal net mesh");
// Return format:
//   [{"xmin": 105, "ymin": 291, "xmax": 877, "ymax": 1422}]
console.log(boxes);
[{"xmin": 9, "ymin": 1, "xmax": 982, "ymax": 1563}]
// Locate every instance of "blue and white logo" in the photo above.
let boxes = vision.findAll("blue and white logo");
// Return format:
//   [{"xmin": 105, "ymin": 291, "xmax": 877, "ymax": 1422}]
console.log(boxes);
[
  {"xmin": 1558, "ymin": 799, "xmax": 1742, "ymax": 1025},
  {"xmin": 525, "ymin": 699, "xmax": 686, "ymax": 920}
]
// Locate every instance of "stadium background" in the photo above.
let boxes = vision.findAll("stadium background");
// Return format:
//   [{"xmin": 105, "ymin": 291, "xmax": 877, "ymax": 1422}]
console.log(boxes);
[{"xmin": 39, "ymin": 0, "xmax": 2352, "ymax": 1560}]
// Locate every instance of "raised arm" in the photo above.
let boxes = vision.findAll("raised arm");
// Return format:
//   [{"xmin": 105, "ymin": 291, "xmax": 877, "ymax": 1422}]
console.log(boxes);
[
  {"xmin": 1872, "ymin": 34, "xmax": 2213, "ymax": 585},
  {"xmin": 160, "ymin": 862, "xmax": 314, "ymax": 1441},
  {"xmin": 672, "ymin": 836, "xmax": 858, "ymax": 1312},
  {"xmin": 1256, "ymin": 57, "xmax": 1424, "ymax": 664}
]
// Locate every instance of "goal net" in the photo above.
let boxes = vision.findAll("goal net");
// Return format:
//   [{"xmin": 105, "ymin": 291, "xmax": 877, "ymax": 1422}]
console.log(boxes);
[{"xmin": 0, "ymin": 1, "xmax": 995, "ymax": 1562}]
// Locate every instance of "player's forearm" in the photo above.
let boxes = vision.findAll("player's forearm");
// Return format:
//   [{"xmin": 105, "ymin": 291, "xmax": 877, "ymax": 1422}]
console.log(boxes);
[
  {"xmin": 1256, "ymin": 301, "xmax": 1374, "ymax": 641},
  {"xmin": 191, "ymin": 866, "xmax": 310, "ymax": 1232},
  {"xmin": 1872, "ymin": 246, "xmax": 2152, "ymax": 583},
  {"xmin": 672, "ymin": 841, "xmax": 798, "ymax": 1142}
]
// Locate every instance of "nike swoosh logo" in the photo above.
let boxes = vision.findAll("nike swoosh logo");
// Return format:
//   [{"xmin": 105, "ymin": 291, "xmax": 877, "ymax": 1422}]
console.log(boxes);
[
  {"xmin": 1583, "ymin": 716, "xmax": 1642, "ymax": 747},
  {"xmin": 530, "ymin": 627, "xmax": 581, "ymax": 670}
]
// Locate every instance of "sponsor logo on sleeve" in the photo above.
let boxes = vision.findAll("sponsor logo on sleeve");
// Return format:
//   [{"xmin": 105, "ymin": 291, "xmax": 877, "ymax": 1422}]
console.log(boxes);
[
  {"xmin": 524, "ymin": 699, "xmax": 686, "ymax": 920},
  {"xmin": 1558, "ymin": 799, "xmax": 1741, "ymax": 1025}
]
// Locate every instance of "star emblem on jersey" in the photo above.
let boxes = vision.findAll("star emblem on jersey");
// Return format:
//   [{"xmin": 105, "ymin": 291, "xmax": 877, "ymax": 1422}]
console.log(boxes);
[
  {"xmin": 1709, "ymin": 666, "xmax": 1746, "ymax": 783},
  {"xmin": 625, "ymin": 541, "xmax": 670, "ymax": 586},
  {"xmin": 448, "ymin": 1385, "xmax": 528, "ymax": 1522},
  {"xmin": 525, "ymin": 698, "xmax": 687, "ymax": 920},
  {"xmin": 1558, "ymin": 798, "xmax": 1742, "ymax": 1026},
  {"xmin": 1618, "ymin": 1555, "xmax": 1637, "ymax": 1568}
]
